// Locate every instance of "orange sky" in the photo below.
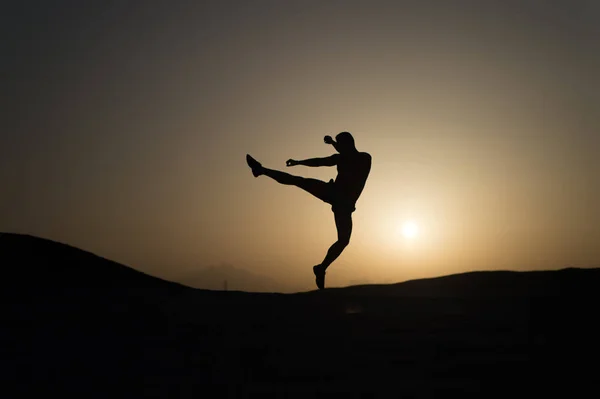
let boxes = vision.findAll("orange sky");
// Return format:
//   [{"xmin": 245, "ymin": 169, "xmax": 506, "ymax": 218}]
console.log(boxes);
[{"xmin": 2, "ymin": 1, "xmax": 599, "ymax": 291}]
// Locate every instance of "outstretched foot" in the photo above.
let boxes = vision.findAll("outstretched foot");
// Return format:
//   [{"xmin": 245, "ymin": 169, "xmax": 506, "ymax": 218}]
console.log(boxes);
[
  {"xmin": 313, "ymin": 265, "xmax": 326, "ymax": 290},
  {"xmin": 246, "ymin": 154, "xmax": 264, "ymax": 177}
]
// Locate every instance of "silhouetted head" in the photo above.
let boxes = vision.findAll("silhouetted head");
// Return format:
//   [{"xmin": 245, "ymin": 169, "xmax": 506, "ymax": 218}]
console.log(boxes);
[{"xmin": 335, "ymin": 131, "xmax": 357, "ymax": 153}]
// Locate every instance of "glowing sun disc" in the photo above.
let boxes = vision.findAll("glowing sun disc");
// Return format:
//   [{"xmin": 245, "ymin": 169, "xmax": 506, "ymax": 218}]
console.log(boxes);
[{"xmin": 401, "ymin": 221, "xmax": 419, "ymax": 239}]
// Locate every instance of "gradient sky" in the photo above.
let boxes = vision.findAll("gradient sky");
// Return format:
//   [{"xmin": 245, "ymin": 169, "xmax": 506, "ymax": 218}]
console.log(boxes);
[{"xmin": 2, "ymin": 0, "xmax": 599, "ymax": 291}]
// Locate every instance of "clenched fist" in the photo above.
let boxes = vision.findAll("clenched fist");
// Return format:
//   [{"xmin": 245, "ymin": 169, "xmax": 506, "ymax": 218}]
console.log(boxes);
[{"xmin": 324, "ymin": 135, "xmax": 335, "ymax": 145}]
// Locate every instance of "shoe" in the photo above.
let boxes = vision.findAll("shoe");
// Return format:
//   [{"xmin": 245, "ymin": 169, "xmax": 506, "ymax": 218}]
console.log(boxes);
[
  {"xmin": 246, "ymin": 154, "xmax": 263, "ymax": 177},
  {"xmin": 313, "ymin": 265, "xmax": 326, "ymax": 290}
]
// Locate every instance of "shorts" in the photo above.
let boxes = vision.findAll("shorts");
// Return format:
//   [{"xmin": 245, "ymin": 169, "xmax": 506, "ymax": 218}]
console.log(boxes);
[{"xmin": 325, "ymin": 180, "xmax": 356, "ymax": 214}]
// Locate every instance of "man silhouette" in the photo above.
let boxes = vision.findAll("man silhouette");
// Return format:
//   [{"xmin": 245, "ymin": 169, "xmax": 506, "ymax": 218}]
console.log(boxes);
[{"xmin": 246, "ymin": 131, "xmax": 372, "ymax": 290}]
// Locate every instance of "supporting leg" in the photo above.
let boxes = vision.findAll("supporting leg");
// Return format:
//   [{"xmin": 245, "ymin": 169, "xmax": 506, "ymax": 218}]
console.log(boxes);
[
  {"xmin": 321, "ymin": 211, "xmax": 352, "ymax": 270},
  {"xmin": 314, "ymin": 211, "xmax": 353, "ymax": 290}
]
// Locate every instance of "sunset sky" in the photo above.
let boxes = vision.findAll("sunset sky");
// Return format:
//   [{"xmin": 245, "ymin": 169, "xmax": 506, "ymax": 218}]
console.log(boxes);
[{"xmin": 2, "ymin": 1, "xmax": 599, "ymax": 291}]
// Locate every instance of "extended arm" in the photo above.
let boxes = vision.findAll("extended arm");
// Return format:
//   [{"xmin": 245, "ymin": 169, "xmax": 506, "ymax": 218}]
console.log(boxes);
[
  {"xmin": 299, "ymin": 155, "xmax": 338, "ymax": 167},
  {"xmin": 287, "ymin": 154, "xmax": 338, "ymax": 167}
]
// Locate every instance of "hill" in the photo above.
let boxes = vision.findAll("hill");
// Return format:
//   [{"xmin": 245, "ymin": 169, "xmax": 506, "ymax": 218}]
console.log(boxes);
[
  {"xmin": 326, "ymin": 267, "xmax": 600, "ymax": 298},
  {"xmin": 2, "ymin": 233, "xmax": 599, "ymax": 398},
  {"xmin": 1, "ymin": 233, "xmax": 191, "ymax": 309}
]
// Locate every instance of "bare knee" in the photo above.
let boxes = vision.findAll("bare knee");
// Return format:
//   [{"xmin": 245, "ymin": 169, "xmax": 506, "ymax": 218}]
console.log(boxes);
[{"xmin": 337, "ymin": 236, "xmax": 351, "ymax": 248}]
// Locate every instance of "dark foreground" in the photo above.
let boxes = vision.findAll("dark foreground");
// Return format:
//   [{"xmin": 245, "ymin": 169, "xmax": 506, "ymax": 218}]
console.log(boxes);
[{"xmin": 2, "ymin": 233, "xmax": 599, "ymax": 398}]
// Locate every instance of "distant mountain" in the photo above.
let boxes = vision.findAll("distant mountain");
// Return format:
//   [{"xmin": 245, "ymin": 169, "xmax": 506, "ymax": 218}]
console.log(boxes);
[{"xmin": 180, "ymin": 263, "xmax": 294, "ymax": 292}]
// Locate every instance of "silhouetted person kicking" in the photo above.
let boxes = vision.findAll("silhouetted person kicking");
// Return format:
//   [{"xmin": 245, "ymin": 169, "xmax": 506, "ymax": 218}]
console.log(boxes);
[{"xmin": 246, "ymin": 131, "xmax": 371, "ymax": 290}]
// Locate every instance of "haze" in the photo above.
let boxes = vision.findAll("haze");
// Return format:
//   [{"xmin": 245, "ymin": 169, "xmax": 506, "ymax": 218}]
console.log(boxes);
[{"xmin": 2, "ymin": 1, "xmax": 599, "ymax": 291}]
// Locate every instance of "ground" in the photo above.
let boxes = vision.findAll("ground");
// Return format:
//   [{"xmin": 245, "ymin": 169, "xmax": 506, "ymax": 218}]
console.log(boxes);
[{"xmin": 2, "ymin": 233, "xmax": 598, "ymax": 398}]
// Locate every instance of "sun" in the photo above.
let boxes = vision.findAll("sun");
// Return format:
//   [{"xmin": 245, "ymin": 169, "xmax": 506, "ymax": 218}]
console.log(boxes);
[{"xmin": 401, "ymin": 221, "xmax": 419, "ymax": 239}]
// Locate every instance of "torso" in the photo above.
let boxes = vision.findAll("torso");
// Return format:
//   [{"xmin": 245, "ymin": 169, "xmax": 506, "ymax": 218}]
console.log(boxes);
[{"xmin": 333, "ymin": 151, "xmax": 372, "ymax": 204}]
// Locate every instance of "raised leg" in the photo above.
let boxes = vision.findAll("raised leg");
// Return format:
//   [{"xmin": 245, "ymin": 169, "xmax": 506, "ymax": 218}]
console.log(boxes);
[
  {"xmin": 247, "ymin": 154, "xmax": 331, "ymax": 202},
  {"xmin": 262, "ymin": 167, "xmax": 302, "ymax": 185},
  {"xmin": 261, "ymin": 167, "xmax": 331, "ymax": 203}
]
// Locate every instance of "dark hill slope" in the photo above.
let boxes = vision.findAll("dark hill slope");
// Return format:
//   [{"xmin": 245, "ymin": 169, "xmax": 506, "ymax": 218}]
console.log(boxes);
[
  {"xmin": 322, "ymin": 267, "xmax": 600, "ymax": 298},
  {"xmin": 2, "ymin": 233, "xmax": 599, "ymax": 398},
  {"xmin": 1, "ymin": 233, "xmax": 195, "ymax": 397},
  {"xmin": 1, "ymin": 233, "xmax": 190, "ymax": 309}
]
